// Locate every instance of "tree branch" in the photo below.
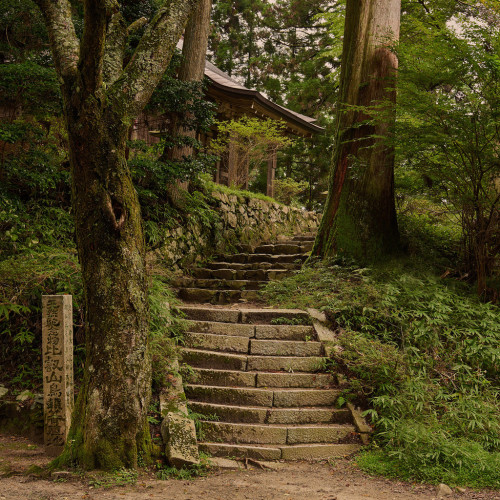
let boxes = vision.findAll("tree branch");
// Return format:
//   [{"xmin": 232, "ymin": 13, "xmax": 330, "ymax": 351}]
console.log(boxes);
[
  {"xmin": 107, "ymin": 0, "xmax": 200, "ymax": 121},
  {"xmin": 103, "ymin": 15, "xmax": 148, "ymax": 86},
  {"xmin": 32, "ymin": 0, "xmax": 79, "ymax": 81},
  {"xmin": 80, "ymin": 0, "xmax": 117, "ymax": 93}
]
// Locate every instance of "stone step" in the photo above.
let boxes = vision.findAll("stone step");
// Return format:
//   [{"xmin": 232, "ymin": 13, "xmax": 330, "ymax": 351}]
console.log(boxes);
[
  {"xmin": 185, "ymin": 385, "xmax": 340, "ymax": 407},
  {"xmin": 247, "ymin": 355, "xmax": 324, "ymax": 372},
  {"xmin": 186, "ymin": 320, "xmax": 254, "ymax": 337},
  {"xmin": 199, "ymin": 442, "xmax": 360, "ymax": 461},
  {"xmin": 188, "ymin": 402, "xmax": 352, "ymax": 425},
  {"xmin": 181, "ymin": 348, "xmax": 248, "ymax": 371},
  {"xmin": 220, "ymin": 253, "xmax": 309, "ymax": 265},
  {"xmin": 187, "ymin": 368, "xmax": 335, "ymax": 388},
  {"xmin": 184, "ymin": 332, "xmax": 249, "ymax": 354},
  {"xmin": 240, "ymin": 308, "xmax": 310, "ymax": 324},
  {"xmin": 200, "ymin": 421, "xmax": 355, "ymax": 445},
  {"xmin": 174, "ymin": 278, "xmax": 267, "ymax": 291},
  {"xmin": 186, "ymin": 368, "xmax": 257, "ymax": 387},
  {"xmin": 190, "ymin": 268, "xmax": 290, "ymax": 281},
  {"xmin": 179, "ymin": 306, "xmax": 310, "ymax": 325},
  {"xmin": 249, "ymin": 339, "xmax": 323, "ymax": 357},
  {"xmin": 253, "ymin": 243, "xmax": 313, "ymax": 255},
  {"xmin": 254, "ymin": 324, "xmax": 315, "ymax": 341},
  {"xmin": 185, "ymin": 321, "xmax": 314, "ymax": 341},
  {"xmin": 179, "ymin": 306, "xmax": 240, "ymax": 322},
  {"xmin": 206, "ymin": 262, "xmax": 301, "ymax": 271},
  {"xmin": 178, "ymin": 288, "xmax": 261, "ymax": 303},
  {"xmin": 291, "ymin": 234, "xmax": 316, "ymax": 242}
]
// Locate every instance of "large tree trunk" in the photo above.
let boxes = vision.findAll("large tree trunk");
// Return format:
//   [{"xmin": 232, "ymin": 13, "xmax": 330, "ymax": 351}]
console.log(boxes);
[
  {"xmin": 35, "ymin": 0, "xmax": 200, "ymax": 469},
  {"xmin": 63, "ymin": 99, "xmax": 151, "ymax": 469},
  {"xmin": 312, "ymin": 0, "xmax": 401, "ymax": 262}
]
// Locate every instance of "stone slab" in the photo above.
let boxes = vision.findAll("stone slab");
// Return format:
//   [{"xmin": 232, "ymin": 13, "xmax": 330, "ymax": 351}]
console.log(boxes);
[
  {"xmin": 267, "ymin": 408, "xmax": 352, "ymax": 425},
  {"xmin": 161, "ymin": 412, "xmax": 200, "ymax": 468},
  {"xmin": 178, "ymin": 288, "xmax": 217, "ymax": 303},
  {"xmin": 186, "ymin": 320, "xmax": 255, "ymax": 337},
  {"xmin": 190, "ymin": 368, "xmax": 256, "ymax": 387},
  {"xmin": 240, "ymin": 309, "xmax": 308, "ymax": 324},
  {"xmin": 185, "ymin": 385, "xmax": 273, "ymax": 406},
  {"xmin": 280, "ymin": 443, "xmax": 360, "ymax": 460},
  {"xmin": 272, "ymin": 389, "xmax": 339, "ymax": 408},
  {"xmin": 199, "ymin": 442, "xmax": 281, "ymax": 460},
  {"xmin": 254, "ymin": 325, "xmax": 314, "ymax": 341},
  {"xmin": 256, "ymin": 372, "xmax": 334, "ymax": 388},
  {"xmin": 184, "ymin": 332, "xmax": 249, "ymax": 353},
  {"xmin": 250, "ymin": 339, "xmax": 322, "ymax": 357},
  {"xmin": 179, "ymin": 307, "xmax": 240, "ymax": 323},
  {"xmin": 247, "ymin": 356, "xmax": 325, "ymax": 372},
  {"xmin": 201, "ymin": 421, "xmax": 287, "ymax": 445},
  {"xmin": 286, "ymin": 425, "xmax": 355, "ymax": 444},
  {"xmin": 181, "ymin": 348, "xmax": 247, "ymax": 371},
  {"xmin": 188, "ymin": 402, "xmax": 268, "ymax": 424}
]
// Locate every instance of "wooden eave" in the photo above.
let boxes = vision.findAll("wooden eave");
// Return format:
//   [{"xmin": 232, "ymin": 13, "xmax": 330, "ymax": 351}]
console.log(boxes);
[{"xmin": 205, "ymin": 80, "xmax": 324, "ymax": 138}]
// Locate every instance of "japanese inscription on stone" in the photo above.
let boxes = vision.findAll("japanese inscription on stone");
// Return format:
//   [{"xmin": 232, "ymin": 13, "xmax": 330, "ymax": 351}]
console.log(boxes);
[{"xmin": 42, "ymin": 295, "xmax": 74, "ymax": 456}]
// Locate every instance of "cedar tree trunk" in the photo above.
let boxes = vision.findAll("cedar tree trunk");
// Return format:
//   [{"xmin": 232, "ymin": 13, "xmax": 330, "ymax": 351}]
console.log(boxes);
[
  {"xmin": 34, "ymin": 0, "xmax": 200, "ymax": 469},
  {"xmin": 161, "ymin": 0, "xmax": 212, "ymax": 167},
  {"xmin": 312, "ymin": 0, "xmax": 401, "ymax": 262}
]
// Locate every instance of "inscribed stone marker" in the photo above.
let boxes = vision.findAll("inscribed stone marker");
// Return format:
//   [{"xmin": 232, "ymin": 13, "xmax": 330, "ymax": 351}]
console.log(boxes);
[{"xmin": 42, "ymin": 295, "xmax": 74, "ymax": 456}]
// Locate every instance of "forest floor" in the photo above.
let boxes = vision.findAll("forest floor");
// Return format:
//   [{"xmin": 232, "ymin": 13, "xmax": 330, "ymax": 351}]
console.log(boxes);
[{"xmin": 1, "ymin": 434, "xmax": 499, "ymax": 500}]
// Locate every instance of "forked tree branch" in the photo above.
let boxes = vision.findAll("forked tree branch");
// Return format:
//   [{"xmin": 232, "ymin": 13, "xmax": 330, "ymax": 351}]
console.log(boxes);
[{"xmin": 107, "ymin": 0, "xmax": 200, "ymax": 121}]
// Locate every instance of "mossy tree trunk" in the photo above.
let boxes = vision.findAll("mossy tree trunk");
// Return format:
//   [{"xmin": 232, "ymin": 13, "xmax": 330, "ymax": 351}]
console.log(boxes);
[
  {"xmin": 312, "ymin": 0, "xmax": 401, "ymax": 262},
  {"xmin": 33, "ymin": 0, "xmax": 200, "ymax": 469}
]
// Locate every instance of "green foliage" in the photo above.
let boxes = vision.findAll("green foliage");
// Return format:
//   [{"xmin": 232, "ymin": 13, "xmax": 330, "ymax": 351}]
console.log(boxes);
[
  {"xmin": 262, "ymin": 257, "xmax": 500, "ymax": 487},
  {"xmin": 0, "ymin": 63, "xmax": 61, "ymax": 117},
  {"xmin": 396, "ymin": 11, "xmax": 500, "ymax": 295},
  {"xmin": 274, "ymin": 178, "xmax": 308, "ymax": 205},
  {"xmin": 148, "ymin": 276, "xmax": 187, "ymax": 392}
]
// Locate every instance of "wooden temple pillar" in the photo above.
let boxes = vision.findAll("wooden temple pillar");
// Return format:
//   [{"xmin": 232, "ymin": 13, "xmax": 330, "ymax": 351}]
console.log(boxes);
[
  {"xmin": 226, "ymin": 139, "xmax": 239, "ymax": 187},
  {"xmin": 267, "ymin": 148, "xmax": 277, "ymax": 198}
]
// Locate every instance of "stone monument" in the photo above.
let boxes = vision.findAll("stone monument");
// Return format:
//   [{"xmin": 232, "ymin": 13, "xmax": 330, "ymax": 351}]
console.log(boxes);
[{"xmin": 42, "ymin": 295, "xmax": 74, "ymax": 456}]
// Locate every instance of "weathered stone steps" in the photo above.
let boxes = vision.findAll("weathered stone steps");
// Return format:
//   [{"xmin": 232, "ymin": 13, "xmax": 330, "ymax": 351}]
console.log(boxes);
[
  {"xmin": 190, "ymin": 268, "xmax": 289, "ymax": 281},
  {"xmin": 187, "ymin": 368, "xmax": 335, "ymax": 388},
  {"xmin": 186, "ymin": 385, "xmax": 340, "ymax": 407},
  {"xmin": 186, "ymin": 320, "xmax": 314, "ymax": 340},
  {"xmin": 220, "ymin": 253, "xmax": 309, "ymax": 264},
  {"xmin": 182, "ymin": 348, "xmax": 325, "ymax": 372},
  {"xmin": 189, "ymin": 402, "xmax": 352, "ymax": 424},
  {"xmin": 199, "ymin": 442, "xmax": 360, "ymax": 461},
  {"xmin": 176, "ymin": 233, "xmax": 363, "ymax": 460},
  {"xmin": 179, "ymin": 306, "xmax": 309, "ymax": 324},
  {"xmin": 184, "ymin": 332, "xmax": 323, "ymax": 356},
  {"xmin": 174, "ymin": 278, "xmax": 267, "ymax": 291},
  {"xmin": 199, "ymin": 421, "xmax": 355, "ymax": 445}
]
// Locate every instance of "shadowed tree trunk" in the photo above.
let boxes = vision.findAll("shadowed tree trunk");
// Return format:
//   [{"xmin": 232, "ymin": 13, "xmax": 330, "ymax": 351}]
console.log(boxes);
[
  {"xmin": 33, "ymin": 0, "xmax": 200, "ymax": 469},
  {"xmin": 312, "ymin": 0, "xmax": 401, "ymax": 262}
]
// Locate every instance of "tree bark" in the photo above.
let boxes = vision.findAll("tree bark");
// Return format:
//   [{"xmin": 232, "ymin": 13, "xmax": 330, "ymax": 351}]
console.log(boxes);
[
  {"xmin": 34, "ymin": 0, "xmax": 200, "ymax": 469},
  {"xmin": 312, "ymin": 0, "xmax": 401, "ymax": 262}
]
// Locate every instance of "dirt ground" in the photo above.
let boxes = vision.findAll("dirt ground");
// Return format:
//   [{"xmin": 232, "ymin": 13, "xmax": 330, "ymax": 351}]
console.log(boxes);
[{"xmin": 1, "ymin": 434, "xmax": 499, "ymax": 500}]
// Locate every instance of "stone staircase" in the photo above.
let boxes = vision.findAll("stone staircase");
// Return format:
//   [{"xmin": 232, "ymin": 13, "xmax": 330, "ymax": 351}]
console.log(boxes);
[
  {"xmin": 179, "ymin": 306, "xmax": 361, "ymax": 461},
  {"xmin": 174, "ymin": 233, "xmax": 315, "ymax": 304},
  {"xmin": 174, "ymin": 232, "xmax": 363, "ymax": 460}
]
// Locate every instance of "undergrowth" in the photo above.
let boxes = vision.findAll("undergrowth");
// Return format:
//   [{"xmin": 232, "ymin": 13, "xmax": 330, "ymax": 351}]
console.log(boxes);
[{"xmin": 261, "ymin": 259, "xmax": 500, "ymax": 488}]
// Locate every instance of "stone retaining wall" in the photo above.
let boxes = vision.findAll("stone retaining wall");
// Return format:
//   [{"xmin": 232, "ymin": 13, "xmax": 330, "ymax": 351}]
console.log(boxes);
[{"xmin": 154, "ymin": 190, "xmax": 319, "ymax": 269}]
